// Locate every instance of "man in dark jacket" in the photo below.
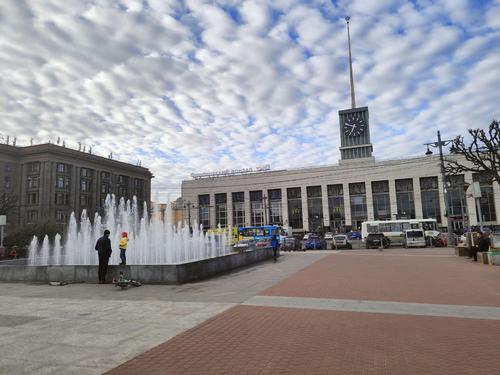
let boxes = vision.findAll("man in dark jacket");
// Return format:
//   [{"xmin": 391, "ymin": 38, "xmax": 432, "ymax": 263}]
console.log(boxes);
[
  {"xmin": 476, "ymin": 231, "xmax": 491, "ymax": 262},
  {"xmin": 95, "ymin": 230, "xmax": 112, "ymax": 283}
]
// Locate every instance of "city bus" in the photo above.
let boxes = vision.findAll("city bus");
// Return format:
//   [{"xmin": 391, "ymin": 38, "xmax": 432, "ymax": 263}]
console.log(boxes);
[
  {"xmin": 238, "ymin": 225, "xmax": 282, "ymax": 241},
  {"xmin": 361, "ymin": 219, "xmax": 439, "ymax": 244}
]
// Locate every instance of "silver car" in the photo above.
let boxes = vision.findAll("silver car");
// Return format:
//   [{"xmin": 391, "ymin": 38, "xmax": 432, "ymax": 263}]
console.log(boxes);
[{"xmin": 332, "ymin": 234, "xmax": 352, "ymax": 249}]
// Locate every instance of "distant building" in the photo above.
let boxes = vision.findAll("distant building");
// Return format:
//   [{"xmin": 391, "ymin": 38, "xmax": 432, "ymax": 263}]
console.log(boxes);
[{"xmin": 0, "ymin": 143, "xmax": 153, "ymax": 233}]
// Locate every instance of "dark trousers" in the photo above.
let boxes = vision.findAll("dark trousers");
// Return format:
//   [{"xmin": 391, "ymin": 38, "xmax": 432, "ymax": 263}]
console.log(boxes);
[
  {"xmin": 98, "ymin": 254, "xmax": 110, "ymax": 282},
  {"xmin": 272, "ymin": 247, "xmax": 278, "ymax": 260},
  {"xmin": 470, "ymin": 247, "xmax": 478, "ymax": 262},
  {"xmin": 120, "ymin": 249, "xmax": 126, "ymax": 265}
]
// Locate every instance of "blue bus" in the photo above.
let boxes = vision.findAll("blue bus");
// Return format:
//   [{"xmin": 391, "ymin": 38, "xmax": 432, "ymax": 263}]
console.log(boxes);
[{"xmin": 238, "ymin": 226, "xmax": 282, "ymax": 241}]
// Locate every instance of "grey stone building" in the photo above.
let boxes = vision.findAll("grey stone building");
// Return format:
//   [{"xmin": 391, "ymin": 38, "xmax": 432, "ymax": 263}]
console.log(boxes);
[{"xmin": 0, "ymin": 143, "xmax": 153, "ymax": 233}]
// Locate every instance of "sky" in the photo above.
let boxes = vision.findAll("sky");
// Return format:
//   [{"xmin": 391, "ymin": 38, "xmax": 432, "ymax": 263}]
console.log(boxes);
[{"xmin": 1, "ymin": 0, "xmax": 499, "ymax": 201}]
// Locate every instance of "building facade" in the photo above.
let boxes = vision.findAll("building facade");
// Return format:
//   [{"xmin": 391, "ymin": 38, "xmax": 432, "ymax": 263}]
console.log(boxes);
[
  {"xmin": 181, "ymin": 156, "xmax": 500, "ymax": 233},
  {"xmin": 0, "ymin": 143, "xmax": 153, "ymax": 232}
]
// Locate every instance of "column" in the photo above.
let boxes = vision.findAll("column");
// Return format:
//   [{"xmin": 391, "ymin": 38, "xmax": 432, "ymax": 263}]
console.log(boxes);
[
  {"xmin": 437, "ymin": 174, "xmax": 447, "ymax": 226},
  {"xmin": 464, "ymin": 173, "xmax": 477, "ymax": 226},
  {"xmin": 413, "ymin": 177, "xmax": 423, "ymax": 219},
  {"xmin": 209, "ymin": 193, "xmax": 215, "ymax": 229},
  {"xmin": 226, "ymin": 192, "xmax": 233, "ymax": 228},
  {"xmin": 388, "ymin": 179, "xmax": 398, "ymax": 220},
  {"xmin": 321, "ymin": 185, "xmax": 329, "ymax": 228},
  {"xmin": 493, "ymin": 180, "xmax": 500, "ymax": 225},
  {"xmin": 343, "ymin": 183, "xmax": 351, "ymax": 227},
  {"xmin": 301, "ymin": 186, "xmax": 309, "ymax": 232},
  {"xmin": 244, "ymin": 191, "xmax": 251, "ymax": 226},
  {"xmin": 365, "ymin": 181, "xmax": 374, "ymax": 221},
  {"xmin": 281, "ymin": 187, "xmax": 289, "ymax": 230}
]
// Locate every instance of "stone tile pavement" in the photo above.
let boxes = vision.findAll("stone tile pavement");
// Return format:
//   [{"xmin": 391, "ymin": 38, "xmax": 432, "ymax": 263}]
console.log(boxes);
[{"xmin": 0, "ymin": 252, "xmax": 327, "ymax": 374}]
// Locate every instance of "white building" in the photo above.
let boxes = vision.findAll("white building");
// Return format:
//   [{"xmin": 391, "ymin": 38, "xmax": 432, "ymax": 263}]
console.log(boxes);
[
  {"xmin": 181, "ymin": 18, "xmax": 499, "ymax": 234},
  {"xmin": 181, "ymin": 154, "xmax": 500, "ymax": 234}
]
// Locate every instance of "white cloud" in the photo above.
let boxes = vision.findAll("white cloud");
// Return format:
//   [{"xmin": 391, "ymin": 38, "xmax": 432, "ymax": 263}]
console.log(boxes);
[{"xmin": 0, "ymin": 0, "xmax": 499, "ymax": 200}]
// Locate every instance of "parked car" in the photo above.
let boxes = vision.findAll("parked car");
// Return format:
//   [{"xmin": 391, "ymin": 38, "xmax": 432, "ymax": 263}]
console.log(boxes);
[
  {"xmin": 305, "ymin": 235, "xmax": 327, "ymax": 250},
  {"xmin": 303, "ymin": 233, "xmax": 312, "ymax": 241},
  {"xmin": 255, "ymin": 237, "xmax": 272, "ymax": 248},
  {"xmin": 404, "ymin": 229, "xmax": 426, "ymax": 248},
  {"xmin": 233, "ymin": 239, "xmax": 256, "ymax": 252},
  {"xmin": 324, "ymin": 232, "xmax": 334, "ymax": 240},
  {"xmin": 281, "ymin": 236, "xmax": 303, "ymax": 251},
  {"xmin": 347, "ymin": 231, "xmax": 362, "ymax": 240},
  {"xmin": 365, "ymin": 233, "xmax": 390, "ymax": 249},
  {"xmin": 332, "ymin": 234, "xmax": 352, "ymax": 249}
]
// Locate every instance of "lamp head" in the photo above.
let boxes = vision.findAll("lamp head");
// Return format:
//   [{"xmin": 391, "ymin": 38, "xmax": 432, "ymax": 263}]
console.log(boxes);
[{"xmin": 425, "ymin": 146, "xmax": 433, "ymax": 156}]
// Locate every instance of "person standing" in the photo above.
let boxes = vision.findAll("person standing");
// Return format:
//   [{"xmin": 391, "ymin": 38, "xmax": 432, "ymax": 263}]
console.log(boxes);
[
  {"xmin": 271, "ymin": 236, "xmax": 279, "ymax": 261},
  {"xmin": 476, "ymin": 231, "xmax": 491, "ymax": 262},
  {"xmin": 95, "ymin": 229, "xmax": 112, "ymax": 283},
  {"xmin": 119, "ymin": 232, "xmax": 128, "ymax": 265}
]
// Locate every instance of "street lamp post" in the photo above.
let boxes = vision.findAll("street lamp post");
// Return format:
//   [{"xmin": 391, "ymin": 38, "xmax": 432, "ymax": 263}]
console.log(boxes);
[
  {"xmin": 424, "ymin": 130, "xmax": 455, "ymax": 247},
  {"xmin": 183, "ymin": 200, "xmax": 196, "ymax": 230}
]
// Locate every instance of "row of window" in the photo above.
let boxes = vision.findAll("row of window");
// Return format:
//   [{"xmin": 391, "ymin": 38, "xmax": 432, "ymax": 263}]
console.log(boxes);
[{"xmin": 196, "ymin": 176, "xmax": 497, "ymax": 230}]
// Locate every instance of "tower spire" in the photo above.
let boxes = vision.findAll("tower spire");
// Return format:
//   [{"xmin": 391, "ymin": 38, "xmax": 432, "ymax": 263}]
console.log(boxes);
[{"xmin": 345, "ymin": 16, "xmax": 356, "ymax": 109}]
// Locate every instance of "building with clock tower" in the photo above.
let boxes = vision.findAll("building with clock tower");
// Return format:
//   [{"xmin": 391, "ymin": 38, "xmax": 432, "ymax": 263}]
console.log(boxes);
[{"xmin": 339, "ymin": 17, "xmax": 373, "ymax": 162}]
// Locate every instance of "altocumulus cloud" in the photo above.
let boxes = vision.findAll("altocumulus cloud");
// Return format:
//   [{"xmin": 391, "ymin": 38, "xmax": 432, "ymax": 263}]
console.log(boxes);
[{"xmin": 0, "ymin": 0, "xmax": 499, "ymax": 199}]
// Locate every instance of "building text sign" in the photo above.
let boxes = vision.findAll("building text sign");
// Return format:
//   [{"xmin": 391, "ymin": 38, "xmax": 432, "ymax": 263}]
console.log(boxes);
[
  {"xmin": 0, "ymin": 215, "xmax": 5, "ymax": 226},
  {"xmin": 191, "ymin": 165, "xmax": 271, "ymax": 179}
]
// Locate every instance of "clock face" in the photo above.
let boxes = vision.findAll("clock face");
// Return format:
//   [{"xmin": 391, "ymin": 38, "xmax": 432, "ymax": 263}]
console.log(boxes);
[{"xmin": 343, "ymin": 112, "xmax": 366, "ymax": 137}]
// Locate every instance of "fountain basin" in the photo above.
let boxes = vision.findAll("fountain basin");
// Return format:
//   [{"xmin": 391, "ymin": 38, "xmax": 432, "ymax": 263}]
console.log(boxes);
[{"xmin": 0, "ymin": 248, "xmax": 276, "ymax": 284}]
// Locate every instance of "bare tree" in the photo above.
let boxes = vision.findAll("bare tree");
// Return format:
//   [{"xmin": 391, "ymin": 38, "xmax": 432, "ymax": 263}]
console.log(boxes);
[
  {"xmin": 0, "ymin": 193, "xmax": 18, "ymax": 215},
  {"xmin": 444, "ymin": 120, "xmax": 499, "ymax": 183}
]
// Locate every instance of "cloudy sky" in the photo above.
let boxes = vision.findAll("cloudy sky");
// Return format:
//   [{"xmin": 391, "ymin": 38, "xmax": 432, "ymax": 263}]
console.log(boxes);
[{"xmin": 1, "ymin": 0, "xmax": 499, "ymax": 200}]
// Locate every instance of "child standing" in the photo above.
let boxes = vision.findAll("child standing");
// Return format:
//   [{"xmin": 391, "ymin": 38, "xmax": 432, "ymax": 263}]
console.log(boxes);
[{"xmin": 119, "ymin": 232, "xmax": 128, "ymax": 265}]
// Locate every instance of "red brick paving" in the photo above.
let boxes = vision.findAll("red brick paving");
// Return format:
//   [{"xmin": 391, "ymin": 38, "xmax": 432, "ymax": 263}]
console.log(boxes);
[
  {"xmin": 262, "ymin": 250, "xmax": 500, "ymax": 306},
  {"xmin": 106, "ymin": 249, "xmax": 500, "ymax": 374},
  {"xmin": 106, "ymin": 305, "xmax": 500, "ymax": 375}
]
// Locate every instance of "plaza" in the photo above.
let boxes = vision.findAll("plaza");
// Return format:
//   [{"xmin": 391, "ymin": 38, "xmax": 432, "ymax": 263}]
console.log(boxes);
[{"xmin": 1, "ymin": 248, "xmax": 499, "ymax": 374}]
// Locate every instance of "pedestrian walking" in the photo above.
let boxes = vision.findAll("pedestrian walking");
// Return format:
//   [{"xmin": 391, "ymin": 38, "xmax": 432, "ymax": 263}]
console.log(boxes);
[
  {"xmin": 95, "ymin": 229, "xmax": 112, "ymax": 283},
  {"xmin": 271, "ymin": 236, "xmax": 279, "ymax": 261},
  {"xmin": 119, "ymin": 232, "xmax": 128, "ymax": 265}
]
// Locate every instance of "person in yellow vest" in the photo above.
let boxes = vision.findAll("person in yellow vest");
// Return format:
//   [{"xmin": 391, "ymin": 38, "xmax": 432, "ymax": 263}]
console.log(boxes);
[{"xmin": 119, "ymin": 232, "xmax": 128, "ymax": 265}]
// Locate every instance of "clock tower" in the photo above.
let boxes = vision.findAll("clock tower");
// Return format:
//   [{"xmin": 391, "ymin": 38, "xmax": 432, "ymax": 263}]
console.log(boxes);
[{"xmin": 339, "ymin": 17, "xmax": 373, "ymax": 162}]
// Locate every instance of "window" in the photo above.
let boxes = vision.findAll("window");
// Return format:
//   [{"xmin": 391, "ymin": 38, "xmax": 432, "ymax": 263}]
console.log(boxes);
[
  {"xmin": 4, "ymin": 163, "xmax": 12, "ymax": 172},
  {"xmin": 198, "ymin": 194, "xmax": 210, "ymax": 229},
  {"xmin": 57, "ymin": 163, "xmax": 67, "ymax": 173},
  {"xmin": 56, "ymin": 176, "xmax": 65, "ymax": 189},
  {"xmin": 420, "ymin": 177, "xmax": 441, "ymax": 223},
  {"xmin": 101, "ymin": 171, "xmax": 110, "ymax": 180},
  {"xmin": 55, "ymin": 193, "xmax": 69, "ymax": 205},
  {"xmin": 287, "ymin": 187, "xmax": 303, "ymax": 230},
  {"xmin": 56, "ymin": 210, "xmax": 67, "ymax": 223},
  {"xmin": 29, "ymin": 162, "xmax": 40, "ymax": 173},
  {"xmin": 81, "ymin": 168, "xmax": 93, "ymax": 177},
  {"xmin": 307, "ymin": 186, "xmax": 323, "ymax": 232},
  {"xmin": 27, "ymin": 176, "xmax": 40, "ymax": 189},
  {"xmin": 349, "ymin": 183, "xmax": 367, "ymax": 228},
  {"xmin": 81, "ymin": 180, "xmax": 90, "ymax": 192},
  {"xmin": 250, "ymin": 190, "xmax": 264, "ymax": 226},
  {"xmin": 27, "ymin": 210, "xmax": 38, "ymax": 223},
  {"xmin": 215, "ymin": 193, "xmax": 227, "ymax": 227},
  {"xmin": 447, "ymin": 175, "xmax": 466, "ymax": 217},
  {"xmin": 80, "ymin": 195, "xmax": 90, "ymax": 207},
  {"xmin": 371, "ymin": 181, "xmax": 391, "ymax": 220},
  {"xmin": 101, "ymin": 183, "xmax": 110, "ymax": 194},
  {"xmin": 396, "ymin": 179, "xmax": 415, "ymax": 219},
  {"xmin": 473, "ymin": 173, "xmax": 497, "ymax": 222},
  {"xmin": 27, "ymin": 192, "xmax": 39, "ymax": 205},
  {"xmin": 232, "ymin": 192, "xmax": 245, "ymax": 227},
  {"xmin": 268, "ymin": 189, "xmax": 282, "ymax": 226},
  {"xmin": 327, "ymin": 184, "xmax": 345, "ymax": 231},
  {"xmin": 4, "ymin": 176, "xmax": 11, "ymax": 189}
]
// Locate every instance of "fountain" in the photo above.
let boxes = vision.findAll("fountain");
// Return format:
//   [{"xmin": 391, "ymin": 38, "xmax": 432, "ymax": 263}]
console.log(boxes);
[
  {"xmin": 0, "ymin": 194, "xmax": 275, "ymax": 283},
  {"xmin": 27, "ymin": 194, "xmax": 232, "ymax": 266}
]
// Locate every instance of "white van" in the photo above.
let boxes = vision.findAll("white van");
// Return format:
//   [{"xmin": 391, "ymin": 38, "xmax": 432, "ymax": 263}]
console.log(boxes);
[{"xmin": 404, "ymin": 229, "xmax": 426, "ymax": 248}]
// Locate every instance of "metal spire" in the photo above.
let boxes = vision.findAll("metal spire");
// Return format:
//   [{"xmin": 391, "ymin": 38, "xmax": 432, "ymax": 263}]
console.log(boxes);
[{"xmin": 346, "ymin": 16, "xmax": 356, "ymax": 109}]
